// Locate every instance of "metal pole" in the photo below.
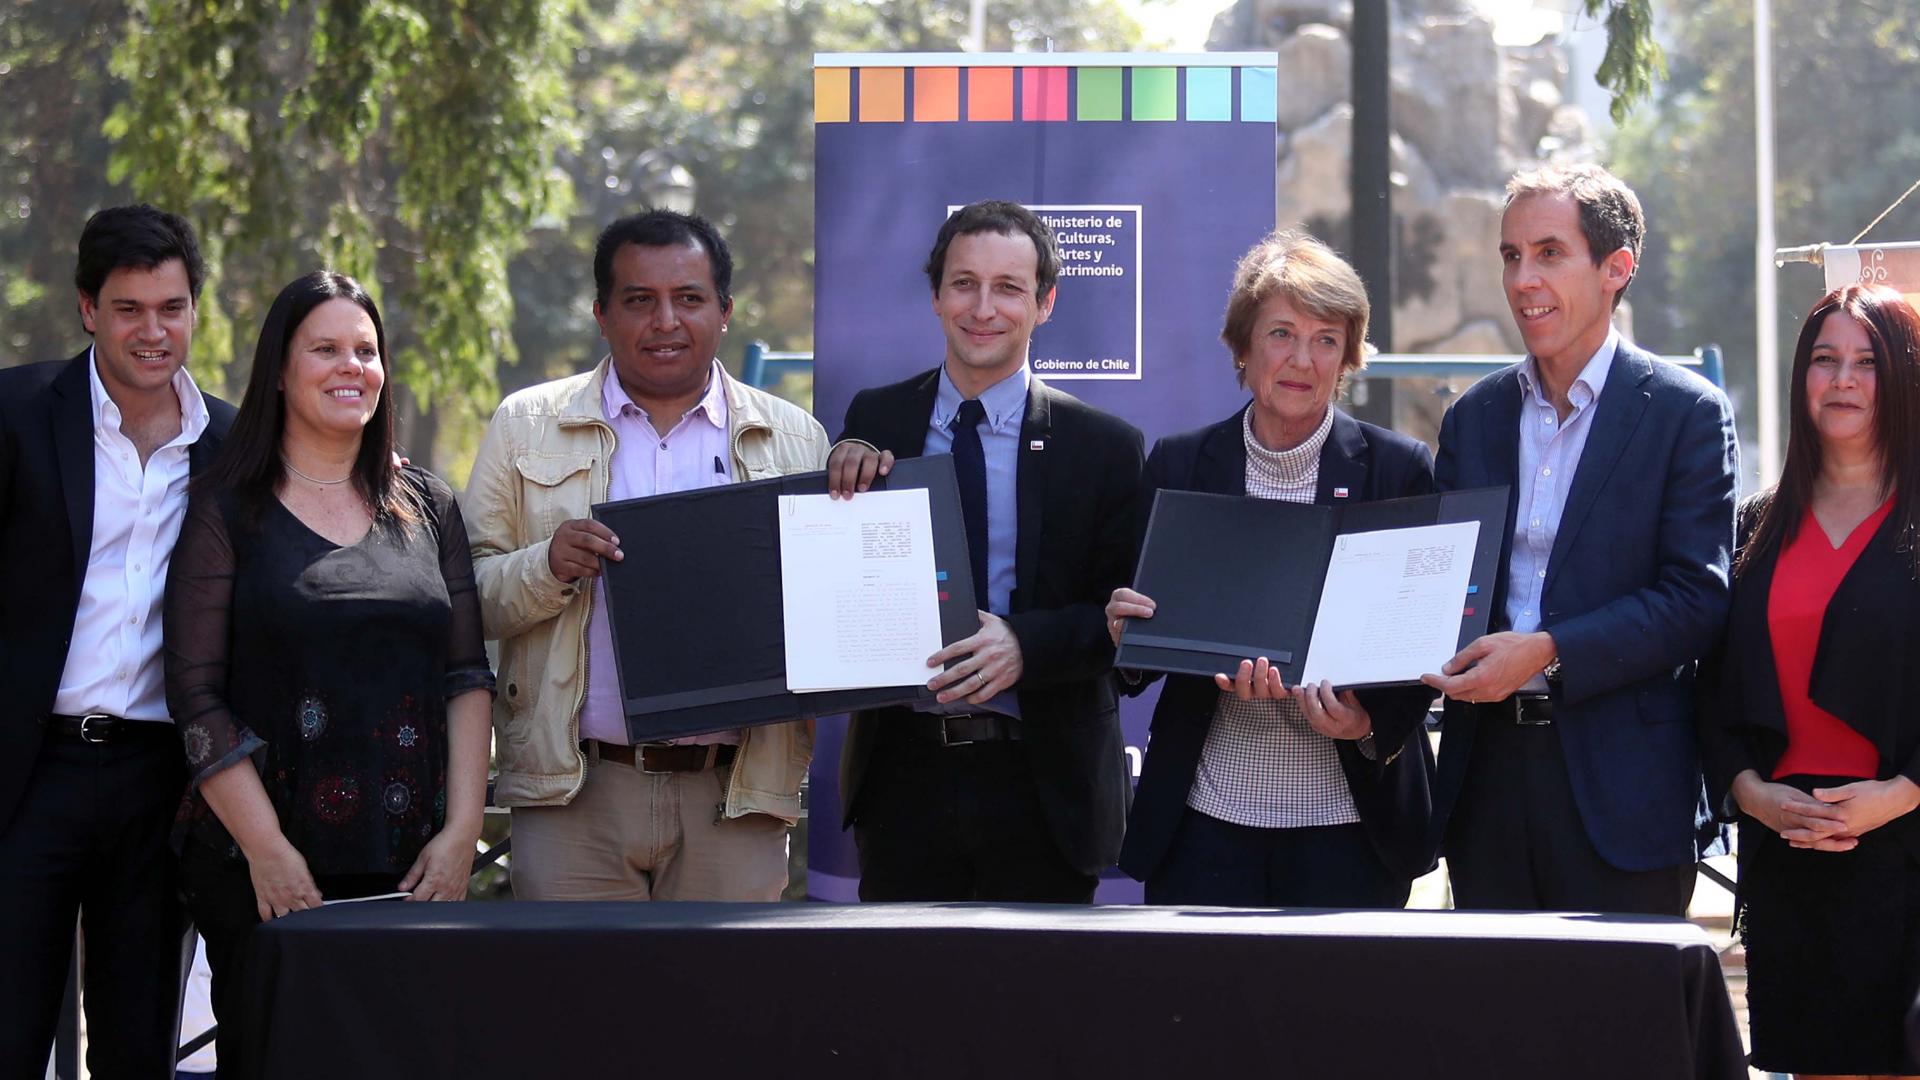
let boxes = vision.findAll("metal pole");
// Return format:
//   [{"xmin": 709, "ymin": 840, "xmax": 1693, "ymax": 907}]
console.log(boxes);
[
  {"xmin": 1351, "ymin": 0, "xmax": 1393, "ymax": 352},
  {"xmin": 1350, "ymin": 0, "xmax": 1395, "ymax": 427},
  {"xmin": 968, "ymin": 0, "xmax": 986, "ymax": 52},
  {"xmin": 1754, "ymin": 0, "xmax": 1781, "ymax": 485}
]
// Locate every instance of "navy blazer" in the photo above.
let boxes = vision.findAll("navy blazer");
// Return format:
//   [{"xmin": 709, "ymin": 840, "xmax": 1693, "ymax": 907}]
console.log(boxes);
[
  {"xmin": 1701, "ymin": 496, "xmax": 1920, "ymax": 861},
  {"xmin": 0, "ymin": 351, "xmax": 237, "ymax": 833},
  {"xmin": 1430, "ymin": 339, "xmax": 1739, "ymax": 871},
  {"xmin": 1117, "ymin": 405, "xmax": 1441, "ymax": 885},
  {"xmin": 835, "ymin": 366, "xmax": 1147, "ymax": 876}
]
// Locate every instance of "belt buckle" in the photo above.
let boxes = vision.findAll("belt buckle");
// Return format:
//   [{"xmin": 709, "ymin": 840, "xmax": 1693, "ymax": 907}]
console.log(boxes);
[
  {"xmin": 1514, "ymin": 697, "xmax": 1553, "ymax": 726},
  {"xmin": 938, "ymin": 717, "xmax": 975, "ymax": 748},
  {"xmin": 78, "ymin": 713, "xmax": 113, "ymax": 743},
  {"xmin": 637, "ymin": 744, "xmax": 670, "ymax": 774}
]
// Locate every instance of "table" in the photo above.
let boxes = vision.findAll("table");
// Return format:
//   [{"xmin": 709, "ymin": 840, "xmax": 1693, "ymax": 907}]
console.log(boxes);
[{"xmin": 240, "ymin": 903, "xmax": 1744, "ymax": 1079}]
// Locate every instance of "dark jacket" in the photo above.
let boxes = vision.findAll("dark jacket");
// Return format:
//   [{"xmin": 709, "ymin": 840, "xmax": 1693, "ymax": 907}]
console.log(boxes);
[
  {"xmin": 0, "ymin": 351, "xmax": 237, "ymax": 832},
  {"xmin": 1116, "ymin": 405, "xmax": 1440, "ymax": 884},
  {"xmin": 1430, "ymin": 340, "xmax": 1740, "ymax": 871},
  {"xmin": 836, "ymin": 366, "xmax": 1147, "ymax": 876},
  {"xmin": 1700, "ymin": 493, "xmax": 1920, "ymax": 860}
]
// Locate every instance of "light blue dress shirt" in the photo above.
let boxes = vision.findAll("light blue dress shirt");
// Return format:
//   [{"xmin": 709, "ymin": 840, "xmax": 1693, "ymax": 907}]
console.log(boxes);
[
  {"xmin": 1506, "ymin": 327, "xmax": 1619, "ymax": 691},
  {"xmin": 921, "ymin": 363, "xmax": 1027, "ymax": 718}
]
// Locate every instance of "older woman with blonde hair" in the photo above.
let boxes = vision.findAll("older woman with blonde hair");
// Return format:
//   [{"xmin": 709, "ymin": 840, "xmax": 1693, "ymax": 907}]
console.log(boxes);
[{"xmin": 1106, "ymin": 230, "xmax": 1438, "ymax": 906}]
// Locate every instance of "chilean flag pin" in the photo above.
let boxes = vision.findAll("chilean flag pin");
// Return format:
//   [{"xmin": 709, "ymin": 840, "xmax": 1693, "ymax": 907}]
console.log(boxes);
[
  {"xmin": 1029, "ymin": 439, "xmax": 1046, "ymax": 450},
  {"xmin": 1333, "ymin": 486, "xmax": 1350, "ymax": 498}
]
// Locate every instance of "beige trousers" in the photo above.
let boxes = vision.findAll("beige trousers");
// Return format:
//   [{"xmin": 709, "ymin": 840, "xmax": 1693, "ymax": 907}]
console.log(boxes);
[{"xmin": 509, "ymin": 756, "xmax": 789, "ymax": 901}]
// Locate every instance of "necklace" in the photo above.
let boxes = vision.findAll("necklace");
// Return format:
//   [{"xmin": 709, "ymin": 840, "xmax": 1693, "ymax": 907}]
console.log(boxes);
[{"xmin": 283, "ymin": 458, "xmax": 352, "ymax": 486}]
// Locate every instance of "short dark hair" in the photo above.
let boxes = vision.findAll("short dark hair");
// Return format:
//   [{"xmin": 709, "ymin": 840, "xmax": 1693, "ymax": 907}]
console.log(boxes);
[
  {"xmin": 923, "ymin": 200, "xmax": 1061, "ymax": 300},
  {"xmin": 593, "ymin": 208, "xmax": 733, "ymax": 309},
  {"xmin": 203, "ymin": 271, "xmax": 419, "ymax": 532},
  {"xmin": 74, "ymin": 204, "xmax": 207, "ymax": 306},
  {"xmin": 1505, "ymin": 164, "xmax": 1644, "ymax": 309}
]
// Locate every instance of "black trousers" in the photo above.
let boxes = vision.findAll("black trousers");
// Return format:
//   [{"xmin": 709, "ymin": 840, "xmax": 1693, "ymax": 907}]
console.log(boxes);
[
  {"xmin": 1145, "ymin": 809, "xmax": 1409, "ymax": 908},
  {"xmin": 178, "ymin": 841, "xmax": 400, "ymax": 1080},
  {"xmin": 0, "ymin": 729, "xmax": 187, "ymax": 1080},
  {"xmin": 854, "ymin": 733, "xmax": 1096, "ymax": 903},
  {"xmin": 1445, "ymin": 707, "xmax": 1695, "ymax": 915}
]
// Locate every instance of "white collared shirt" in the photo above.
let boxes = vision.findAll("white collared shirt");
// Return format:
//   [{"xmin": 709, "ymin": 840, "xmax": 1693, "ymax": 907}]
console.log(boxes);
[{"xmin": 52, "ymin": 348, "xmax": 211, "ymax": 723}]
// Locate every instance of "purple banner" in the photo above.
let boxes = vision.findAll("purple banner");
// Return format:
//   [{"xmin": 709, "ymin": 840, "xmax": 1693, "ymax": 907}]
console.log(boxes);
[{"xmin": 810, "ymin": 55, "xmax": 1278, "ymax": 901}]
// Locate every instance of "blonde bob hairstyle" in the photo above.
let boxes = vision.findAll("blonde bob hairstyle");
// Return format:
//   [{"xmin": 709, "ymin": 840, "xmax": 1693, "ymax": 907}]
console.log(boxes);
[{"xmin": 1220, "ymin": 230, "xmax": 1371, "ymax": 393}]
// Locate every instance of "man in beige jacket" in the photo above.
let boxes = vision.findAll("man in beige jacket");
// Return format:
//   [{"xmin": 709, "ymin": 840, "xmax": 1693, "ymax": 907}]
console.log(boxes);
[{"xmin": 463, "ymin": 209, "xmax": 828, "ymax": 900}]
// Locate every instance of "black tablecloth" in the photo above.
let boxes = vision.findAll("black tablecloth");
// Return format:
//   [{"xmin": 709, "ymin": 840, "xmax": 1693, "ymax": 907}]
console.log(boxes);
[{"xmin": 240, "ymin": 903, "xmax": 1744, "ymax": 1079}]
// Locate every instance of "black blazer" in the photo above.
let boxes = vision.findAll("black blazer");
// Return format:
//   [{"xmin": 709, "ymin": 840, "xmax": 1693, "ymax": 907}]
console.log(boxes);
[
  {"xmin": 0, "ymin": 352, "xmax": 237, "ymax": 833},
  {"xmin": 1116, "ymin": 406, "xmax": 1441, "ymax": 884},
  {"xmin": 1700, "ymin": 495, "xmax": 1920, "ymax": 859},
  {"xmin": 835, "ymin": 366, "xmax": 1147, "ymax": 876}
]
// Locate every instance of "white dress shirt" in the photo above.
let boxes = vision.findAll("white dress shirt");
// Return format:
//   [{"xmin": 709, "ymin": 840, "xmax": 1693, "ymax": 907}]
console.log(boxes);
[{"xmin": 52, "ymin": 348, "xmax": 211, "ymax": 723}]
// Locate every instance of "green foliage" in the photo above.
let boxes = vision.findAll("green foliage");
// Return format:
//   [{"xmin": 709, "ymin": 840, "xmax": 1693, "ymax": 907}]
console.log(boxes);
[
  {"xmin": 0, "ymin": 0, "xmax": 131, "ymax": 364},
  {"xmin": 4, "ymin": 0, "xmax": 1137, "ymax": 471},
  {"xmin": 1583, "ymin": 0, "xmax": 1665, "ymax": 125},
  {"xmin": 1612, "ymin": 0, "xmax": 1920, "ymax": 454},
  {"xmin": 104, "ymin": 0, "xmax": 580, "ymax": 407}
]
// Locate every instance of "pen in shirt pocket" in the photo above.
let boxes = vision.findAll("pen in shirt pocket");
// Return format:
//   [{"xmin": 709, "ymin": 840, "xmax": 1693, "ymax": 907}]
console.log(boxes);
[{"xmin": 713, "ymin": 454, "xmax": 726, "ymax": 485}]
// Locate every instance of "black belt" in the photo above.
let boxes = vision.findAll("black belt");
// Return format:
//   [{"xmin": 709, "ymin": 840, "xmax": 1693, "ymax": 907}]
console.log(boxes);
[
  {"xmin": 903, "ymin": 712, "xmax": 1023, "ymax": 747},
  {"xmin": 1497, "ymin": 694, "xmax": 1556, "ymax": 726},
  {"xmin": 581, "ymin": 740, "xmax": 737, "ymax": 773},
  {"xmin": 45, "ymin": 713, "xmax": 175, "ymax": 744}
]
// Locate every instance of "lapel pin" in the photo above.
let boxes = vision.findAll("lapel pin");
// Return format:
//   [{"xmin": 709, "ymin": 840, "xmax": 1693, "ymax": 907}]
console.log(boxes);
[
  {"xmin": 1333, "ymin": 487, "xmax": 1350, "ymax": 498},
  {"xmin": 1029, "ymin": 440, "xmax": 1046, "ymax": 451}
]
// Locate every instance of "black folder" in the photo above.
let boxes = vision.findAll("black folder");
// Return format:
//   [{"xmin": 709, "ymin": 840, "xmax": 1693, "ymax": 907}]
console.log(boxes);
[
  {"xmin": 591, "ymin": 455, "xmax": 979, "ymax": 742},
  {"xmin": 1115, "ymin": 485, "xmax": 1510, "ymax": 690}
]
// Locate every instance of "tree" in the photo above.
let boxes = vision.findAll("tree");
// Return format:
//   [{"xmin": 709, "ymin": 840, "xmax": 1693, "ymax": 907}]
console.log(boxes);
[
  {"xmin": 0, "ymin": 0, "xmax": 131, "ymax": 364},
  {"xmin": 100, "ymin": 0, "xmax": 580, "ymax": 459},
  {"xmin": 3, "ymin": 0, "xmax": 1139, "ymax": 474},
  {"xmin": 1612, "ymin": 0, "xmax": 1920, "ymax": 447}
]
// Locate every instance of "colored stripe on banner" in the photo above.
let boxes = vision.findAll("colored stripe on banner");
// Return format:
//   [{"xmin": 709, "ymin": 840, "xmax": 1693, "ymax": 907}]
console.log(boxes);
[
  {"xmin": 1241, "ymin": 66, "xmax": 1277, "ymax": 123},
  {"xmin": 1021, "ymin": 67, "xmax": 1068, "ymax": 121},
  {"xmin": 968, "ymin": 67, "xmax": 1014, "ymax": 121},
  {"xmin": 1077, "ymin": 67, "xmax": 1123, "ymax": 121},
  {"xmin": 816, "ymin": 68, "xmax": 851, "ymax": 123},
  {"xmin": 1185, "ymin": 67, "xmax": 1231, "ymax": 122},
  {"xmin": 1132, "ymin": 67, "xmax": 1177, "ymax": 121},
  {"xmin": 914, "ymin": 67, "xmax": 960, "ymax": 122},
  {"xmin": 859, "ymin": 67, "xmax": 906, "ymax": 122}
]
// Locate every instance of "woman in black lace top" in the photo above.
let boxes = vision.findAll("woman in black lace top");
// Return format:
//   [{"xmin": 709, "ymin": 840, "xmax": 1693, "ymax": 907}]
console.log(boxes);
[{"xmin": 163, "ymin": 271, "xmax": 493, "ymax": 1062}]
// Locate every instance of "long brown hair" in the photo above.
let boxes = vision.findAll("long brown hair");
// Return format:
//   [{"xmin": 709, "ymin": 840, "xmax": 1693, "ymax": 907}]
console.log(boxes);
[
  {"xmin": 201, "ymin": 270, "xmax": 420, "ymax": 531},
  {"xmin": 1737, "ymin": 284, "xmax": 1920, "ymax": 577}
]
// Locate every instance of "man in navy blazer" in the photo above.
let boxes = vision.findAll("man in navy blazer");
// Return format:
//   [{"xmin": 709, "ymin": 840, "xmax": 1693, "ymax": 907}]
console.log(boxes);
[
  {"xmin": 1424, "ymin": 164, "xmax": 1738, "ymax": 915},
  {"xmin": 0, "ymin": 206, "xmax": 235, "ymax": 1077}
]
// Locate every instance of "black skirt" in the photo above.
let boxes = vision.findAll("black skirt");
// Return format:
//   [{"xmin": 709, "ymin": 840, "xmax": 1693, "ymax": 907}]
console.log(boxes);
[{"xmin": 1738, "ymin": 775, "xmax": 1920, "ymax": 1075}]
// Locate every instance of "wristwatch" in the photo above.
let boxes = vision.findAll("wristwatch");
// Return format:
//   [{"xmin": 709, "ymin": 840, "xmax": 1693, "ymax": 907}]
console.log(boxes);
[{"xmin": 1543, "ymin": 655, "xmax": 1564, "ymax": 693}]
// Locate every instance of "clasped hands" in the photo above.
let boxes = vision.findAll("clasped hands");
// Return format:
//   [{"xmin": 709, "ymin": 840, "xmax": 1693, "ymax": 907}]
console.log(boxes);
[
  {"xmin": 1733, "ymin": 770, "xmax": 1920, "ymax": 851},
  {"xmin": 1105, "ymin": 588, "xmax": 1373, "ymax": 741}
]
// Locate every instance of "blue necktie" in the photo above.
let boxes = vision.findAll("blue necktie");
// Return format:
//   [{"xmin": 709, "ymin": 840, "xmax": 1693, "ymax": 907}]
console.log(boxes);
[{"xmin": 950, "ymin": 398, "xmax": 991, "ymax": 612}]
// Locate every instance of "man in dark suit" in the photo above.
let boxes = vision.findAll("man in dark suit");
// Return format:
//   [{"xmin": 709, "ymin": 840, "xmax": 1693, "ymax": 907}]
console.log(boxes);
[
  {"xmin": 1424, "ymin": 165, "xmax": 1738, "ymax": 915},
  {"xmin": 0, "ymin": 205, "xmax": 236, "ymax": 1077},
  {"xmin": 826, "ymin": 200, "xmax": 1145, "ymax": 902}
]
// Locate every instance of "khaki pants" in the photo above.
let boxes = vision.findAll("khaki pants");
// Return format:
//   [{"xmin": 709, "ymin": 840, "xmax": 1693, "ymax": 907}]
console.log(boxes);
[{"xmin": 509, "ymin": 756, "xmax": 789, "ymax": 901}]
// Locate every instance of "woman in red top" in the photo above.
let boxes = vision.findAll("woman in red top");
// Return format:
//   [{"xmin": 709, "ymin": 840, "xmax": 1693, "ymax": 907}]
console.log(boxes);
[{"xmin": 1703, "ymin": 284, "xmax": 1920, "ymax": 1079}]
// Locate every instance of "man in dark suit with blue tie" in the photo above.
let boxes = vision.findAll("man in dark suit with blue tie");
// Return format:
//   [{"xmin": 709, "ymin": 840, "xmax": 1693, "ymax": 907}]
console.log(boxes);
[
  {"xmin": 825, "ymin": 200, "xmax": 1145, "ymax": 902},
  {"xmin": 0, "ymin": 206, "xmax": 236, "ymax": 1076},
  {"xmin": 1424, "ymin": 165, "xmax": 1739, "ymax": 915}
]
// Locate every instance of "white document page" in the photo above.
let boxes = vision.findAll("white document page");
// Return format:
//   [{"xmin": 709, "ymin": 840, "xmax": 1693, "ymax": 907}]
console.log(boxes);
[
  {"xmin": 1299, "ymin": 520, "xmax": 1480, "ymax": 686},
  {"xmin": 778, "ymin": 488, "xmax": 944, "ymax": 692}
]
